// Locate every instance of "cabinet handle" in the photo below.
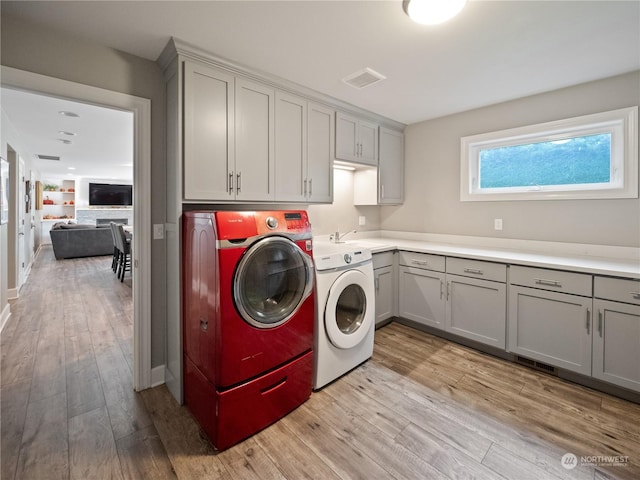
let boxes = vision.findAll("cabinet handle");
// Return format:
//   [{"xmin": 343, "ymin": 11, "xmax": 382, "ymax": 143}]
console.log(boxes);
[
  {"xmin": 411, "ymin": 259, "xmax": 428, "ymax": 266},
  {"xmin": 375, "ymin": 277, "xmax": 379, "ymax": 292},
  {"xmin": 463, "ymin": 268, "xmax": 484, "ymax": 275},
  {"xmin": 303, "ymin": 179, "xmax": 307, "ymax": 196},
  {"xmin": 309, "ymin": 178, "xmax": 312, "ymax": 196},
  {"xmin": 447, "ymin": 281, "xmax": 451, "ymax": 301},
  {"xmin": 534, "ymin": 278, "xmax": 562, "ymax": 288},
  {"xmin": 585, "ymin": 308, "xmax": 591, "ymax": 334},
  {"xmin": 631, "ymin": 292, "xmax": 640, "ymax": 299},
  {"xmin": 440, "ymin": 280, "xmax": 444, "ymax": 299},
  {"xmin": 598, "ymin": 310, "xmax": 603, "ymax": 337},
  {"xmin": 237, "ymin": 172, "xmax": 241, "ymax": 193},
  {"xmin": 228, "ymin": 172, "xmax": 234, "ymax": 194}
]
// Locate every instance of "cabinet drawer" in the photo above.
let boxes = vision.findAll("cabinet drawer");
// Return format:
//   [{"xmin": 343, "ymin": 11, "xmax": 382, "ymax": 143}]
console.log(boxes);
[
  {"xmin": 510, "ymin": 266, "xmax": 592, "ymax": 297},
  {"xmin": 399, "ymin": 251, "xmax": 445, "ymax": 272},
  {"xmin": 594, "ymin": 276, "xmax": 640, "ymax": 305},
  {"xmin": 372, "ymin": 251, "xmax": 394, "ymax": 269},
  {"xmin": 446, "ymin": 257, "xmax": 506, "ymax": 283}
]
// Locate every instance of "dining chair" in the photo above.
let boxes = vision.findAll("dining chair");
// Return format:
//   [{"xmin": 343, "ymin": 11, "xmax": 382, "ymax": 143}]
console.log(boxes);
[
  {"xmin": 114, "ymin": 223, "xmax": 131, "ymax": 282},
  {"xmin": 109, "ymin": 222, "xmax": 120, "ymax": 273}
]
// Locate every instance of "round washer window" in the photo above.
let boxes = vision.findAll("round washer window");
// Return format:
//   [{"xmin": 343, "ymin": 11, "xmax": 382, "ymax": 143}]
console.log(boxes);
[
  {"xmin": 234, "ymin": 237, "xmax": 313, "ymax": 328},
  {"xmin": 335, "ymin": 284, "xmax": 366, "ymax": 334}
]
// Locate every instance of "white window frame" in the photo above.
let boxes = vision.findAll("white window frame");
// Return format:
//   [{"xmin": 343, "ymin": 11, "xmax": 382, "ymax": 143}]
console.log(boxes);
[{"xmin": 460, "ymin": 106, "xmax": 638, "ymax": 202}]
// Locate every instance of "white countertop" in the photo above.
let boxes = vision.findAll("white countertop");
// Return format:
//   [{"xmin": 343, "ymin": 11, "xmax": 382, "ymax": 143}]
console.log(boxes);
[{"xmin": 333, "ymin": 237, "xmax": 640, "ymax": 279}]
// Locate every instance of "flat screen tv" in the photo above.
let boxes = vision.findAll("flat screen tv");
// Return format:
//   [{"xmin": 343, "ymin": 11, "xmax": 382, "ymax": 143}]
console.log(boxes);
[{"xmin": 89, "ymin": 183, "xmax": 133, "ymax": 206}]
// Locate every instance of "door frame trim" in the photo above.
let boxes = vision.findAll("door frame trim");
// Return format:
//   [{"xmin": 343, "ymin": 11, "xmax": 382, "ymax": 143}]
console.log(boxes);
[{"xmin": 1, "ymin": 66, "xmax": 152, "ymax": 391}]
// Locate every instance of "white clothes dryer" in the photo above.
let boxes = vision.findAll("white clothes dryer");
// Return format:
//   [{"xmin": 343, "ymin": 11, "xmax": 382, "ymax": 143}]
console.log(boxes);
[{"xmin": 313, "ymin": 243, "xmax": 375, "ymax": 390}]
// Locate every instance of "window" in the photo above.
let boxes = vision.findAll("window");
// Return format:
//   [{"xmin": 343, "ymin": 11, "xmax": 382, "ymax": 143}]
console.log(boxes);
[{"xmin": 460, "ymin": 107, "xmax": 638, "ymax": 201}]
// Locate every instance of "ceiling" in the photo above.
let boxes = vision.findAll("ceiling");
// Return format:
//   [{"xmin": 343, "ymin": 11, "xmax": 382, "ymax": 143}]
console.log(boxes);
[
  {"xmin": 1, "ymin": 88, "xmax": 134, "ymax": 180},
  {"xmin": 1, "ymin": 1, "xmax": 639, "ymax": 178}
]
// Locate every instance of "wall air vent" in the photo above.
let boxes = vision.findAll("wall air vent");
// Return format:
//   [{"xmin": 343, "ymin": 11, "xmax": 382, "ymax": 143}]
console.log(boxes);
[
  {"xmin": 37, "ymin": 154, "xmax": 61, "ymax": 161},
  {"xmin": 342, "ymin": 67, "xmax": 386, "ymax": 89},
  {"xmin": 516, "ymin": 356, "xmax": 557, "ymax": 375}
]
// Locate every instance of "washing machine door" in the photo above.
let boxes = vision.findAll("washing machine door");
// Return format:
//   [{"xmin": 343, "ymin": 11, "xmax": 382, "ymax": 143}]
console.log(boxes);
[
  {"xmin": 324, "ymin": 269, "xmax": 374, "ymax": 349},
  {"xmin": 234, "ymin": 236, "xmax": 314, "ymax": 329}
]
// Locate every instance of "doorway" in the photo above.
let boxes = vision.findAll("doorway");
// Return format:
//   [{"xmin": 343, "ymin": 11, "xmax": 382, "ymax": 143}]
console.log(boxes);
[{"xmin": 1, "ymin": 66, "xmax": 152, "ymax": 391}]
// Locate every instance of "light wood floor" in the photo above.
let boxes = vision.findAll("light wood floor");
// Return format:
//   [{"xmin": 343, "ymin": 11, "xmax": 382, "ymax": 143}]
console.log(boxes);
[{"xmin": 3, "ymin": 247, "xmax": 640, "ymax": 479}]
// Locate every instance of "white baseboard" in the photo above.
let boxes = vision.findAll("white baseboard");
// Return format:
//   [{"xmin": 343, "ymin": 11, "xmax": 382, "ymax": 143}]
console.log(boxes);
[
  {"xmin": 0, "ymin": 303, "xmax": 11, "ymax": 333},
  {"xmin": 151, "ymin": 365, "xmax": 165, "ymax": 387},
  {"xmin": 7, "ymin": 287, "xmax": 18, "ymax": 300}
]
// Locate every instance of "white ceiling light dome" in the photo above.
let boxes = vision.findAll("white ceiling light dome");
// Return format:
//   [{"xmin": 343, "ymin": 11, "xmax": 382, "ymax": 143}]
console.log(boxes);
[{"xmin": 403, "ymin": 0, "xmax": 467, "ymax": 25}]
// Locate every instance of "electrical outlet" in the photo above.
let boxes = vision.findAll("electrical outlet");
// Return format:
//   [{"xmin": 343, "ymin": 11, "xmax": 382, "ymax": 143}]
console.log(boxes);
[
  {"xmin": 494, "ymin": 218, "xmax": 503, "ymax": 231},
  {"xmin": 153, "ymin": 223, "xmax": 164, "ymax": 240},
  {"xmin": 358, "ymin": 215, "xmax": 366, "ymax": 226}
]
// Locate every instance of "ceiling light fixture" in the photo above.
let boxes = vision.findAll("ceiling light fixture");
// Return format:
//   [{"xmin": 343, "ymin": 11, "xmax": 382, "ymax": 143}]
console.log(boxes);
[
  {"xmin": 58, "ymin": 130, "xmax": 77, "ymax": 136},
  {"xmin": 58, "ymin": 110, "xmax": 79, "ymax": 117},
  {"xmin": 58, "ymin": 139, "xmax": 72, "ymax": 144},
  {"xmin": 403, "ymin": 0, "xmax": 467, "ymax": 25}
]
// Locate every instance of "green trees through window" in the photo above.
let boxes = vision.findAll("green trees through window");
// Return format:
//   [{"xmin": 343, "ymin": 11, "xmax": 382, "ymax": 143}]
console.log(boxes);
[{"xmin": 479, "ymin": 133, "xmax": 611, "ymax": 189}]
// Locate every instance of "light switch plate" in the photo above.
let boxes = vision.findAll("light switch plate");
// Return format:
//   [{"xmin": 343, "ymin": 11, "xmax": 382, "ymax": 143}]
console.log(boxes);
[
  {"xmin": 153, "ymin": 223, "xmax": 164, "ymax": 239},
  {"xmin": 494, "ymin": 219, "xmax": 503, "ymax": 231},
  {"xmin": 358, "ymin": 215, "xmax": 366, "ymax": 226}
]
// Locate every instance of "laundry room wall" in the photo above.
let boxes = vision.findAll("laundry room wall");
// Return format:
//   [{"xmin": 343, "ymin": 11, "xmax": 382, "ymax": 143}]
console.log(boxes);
[
  {"xmin": 0, "ymin": 14, "xmax": 168, "ymax": 368},
  {"xmin": 381, "ymin": 71, "xmax": 640, "ymax": 248},
  {"xmin": 307, "ymin": 168, "xmax": 380, "ymax": 237}
]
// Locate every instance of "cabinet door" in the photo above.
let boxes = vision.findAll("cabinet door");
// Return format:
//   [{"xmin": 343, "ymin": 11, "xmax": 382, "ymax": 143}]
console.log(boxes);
[
  {"xmin": 375, "ymin": 266, "xmax": 394, "ymax": 326},
  {"xmin": 593, "ymin": 299, "xmax": 640, "ymax": 392},
  {"xmin": 235, "ymin": 78, "xmax": 274, "ymax": 201},
  {"xmin": 508, "ymin": 286, "xmax": 592, "ymax": 375},
  {"xmin": 398, "ymin": 266, "xmax": 446, "ymax": 330},
  {"xmin": 378, "ymin": 127, "xmax": 404, "ymax": 204},
  {"xmin": 274, "ymin": 92, "xmax": 306, "ymax": 202},
  {"xmin": 358, "ymin": 120, "xmax": 378, "ymax": 166},
  {"xmin": 446, "ymin": 275, "xmax": 506, "ymax": 349},
  {"xmin": 335, "ymin": 112, "xmax": 358, "ymax": 162},
  {"xmin": 183, "ymin": 61, "xmax": 235, "ymax": 201},
  {"xmin": 306, "ymin": 103, "xmax": 334, "ymax": 203}
]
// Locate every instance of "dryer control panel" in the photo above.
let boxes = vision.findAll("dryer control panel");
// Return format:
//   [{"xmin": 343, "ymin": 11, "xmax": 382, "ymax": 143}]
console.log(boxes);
[{"xmin": 214, "ymin": 210, "xmax": 312, "ymax": 240}]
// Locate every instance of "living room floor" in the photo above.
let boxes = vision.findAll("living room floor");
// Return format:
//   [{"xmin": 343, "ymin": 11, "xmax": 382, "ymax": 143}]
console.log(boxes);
[{"xmin": 2, "ymin": 246, "xmax": 639, "ymax": 479}]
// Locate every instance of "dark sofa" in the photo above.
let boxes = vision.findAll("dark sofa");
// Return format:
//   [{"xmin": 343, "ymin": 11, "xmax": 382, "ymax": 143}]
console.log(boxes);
[{"xmin": 49, "ymin": 222, "xmax": 113, "ymax": 260}]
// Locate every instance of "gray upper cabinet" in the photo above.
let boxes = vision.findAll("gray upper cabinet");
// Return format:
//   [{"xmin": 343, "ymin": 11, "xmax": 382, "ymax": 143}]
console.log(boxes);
[
  {"xmin": 275, "ymin": 91, "xmax": 306, "ymax": 202},
  {"xmin": 183, "ymin": 61, "xmax": 235, "ymax": 201},
  {"xmin": 183, "ymin": 64, "xmax": 275, "ymax": 202},
  {"xmin": 378, "ymin": 127, "xmax": 404, "ymax": 205},
  {"xmin": 335, "ymin": 112, "xmax": 378, "ymax": 166},
  {"xmin": 274, "ymin": 94, "xmax": 333, "ymax": 203},
  {"xmin": 235, "ymin": 78, "xmax": 275, "ymax": 201},
  {"xmin": 306, "ymin": 102, "xmax": 334, "ymax": 203}
]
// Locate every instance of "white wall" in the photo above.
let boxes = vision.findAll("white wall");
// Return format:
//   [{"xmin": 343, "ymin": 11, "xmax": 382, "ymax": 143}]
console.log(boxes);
[
  {"xmin": 0, "ymin": 108, "xmax": 39, "ymax": 308},
  {"xmin": 1, "ymin": 14, "xmax": 167, "ymax": 367},
  {"xmin": 307, "ymin": 168, "xmax": 380, "ymax": 237},
  {"xmin": 381, "ymin": 71, "xmax": 640, "ymax": 248}
]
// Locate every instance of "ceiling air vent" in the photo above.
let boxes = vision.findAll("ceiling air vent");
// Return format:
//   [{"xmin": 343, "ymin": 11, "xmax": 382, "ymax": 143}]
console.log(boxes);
[
  {"xmin": 342, "ymin": 67, "xmax": 386, "ymax": 89},
  {"xmin": 37, "ymin": 154, "xmax": 61, "ymax": 161}
]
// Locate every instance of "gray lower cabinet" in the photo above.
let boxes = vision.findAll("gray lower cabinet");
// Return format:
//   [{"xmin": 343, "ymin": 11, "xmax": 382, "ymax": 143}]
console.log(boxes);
[
  {"xmin": 508, "ymin": 285, "xmax": 593, "ymax": 376},
  {"xmin": 374, "ymin": 266, "xmax": 394, "ymax": 325},
  {"xmin": 446, "ymin": 274, "xmax": 506, "ymax": 349},
  {"xmin": 398, "ymin": 265, "xmax": 446, "ymax": 330},
  {"xmin": 592, "ymin": 276, "xmax": 640, "ymax": 392},
  {"xmin": 373, "ymin": 251, "xmax": 396, "ymax": 325}
]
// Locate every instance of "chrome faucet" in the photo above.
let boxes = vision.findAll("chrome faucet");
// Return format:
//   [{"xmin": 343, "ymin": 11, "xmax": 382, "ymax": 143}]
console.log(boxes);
[{"xmin": 330, "ymin": 230, "xmax": 357, "ymax": 243}]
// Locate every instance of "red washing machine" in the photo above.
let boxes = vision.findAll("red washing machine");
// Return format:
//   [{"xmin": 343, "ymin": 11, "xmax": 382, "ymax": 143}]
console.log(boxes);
[{"xmin": 182, "ymin": 210, "xmax": 315, "ymax": 450}]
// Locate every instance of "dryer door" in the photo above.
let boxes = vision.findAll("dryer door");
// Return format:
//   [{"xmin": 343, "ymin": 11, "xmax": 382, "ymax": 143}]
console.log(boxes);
[
  {"xmin": 234, "ymin": 236, "xmax": 314, "ymax": 329},
  {"xmin": 324, "ymin": 269, "xmax": 375, "ymax": 349}
]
